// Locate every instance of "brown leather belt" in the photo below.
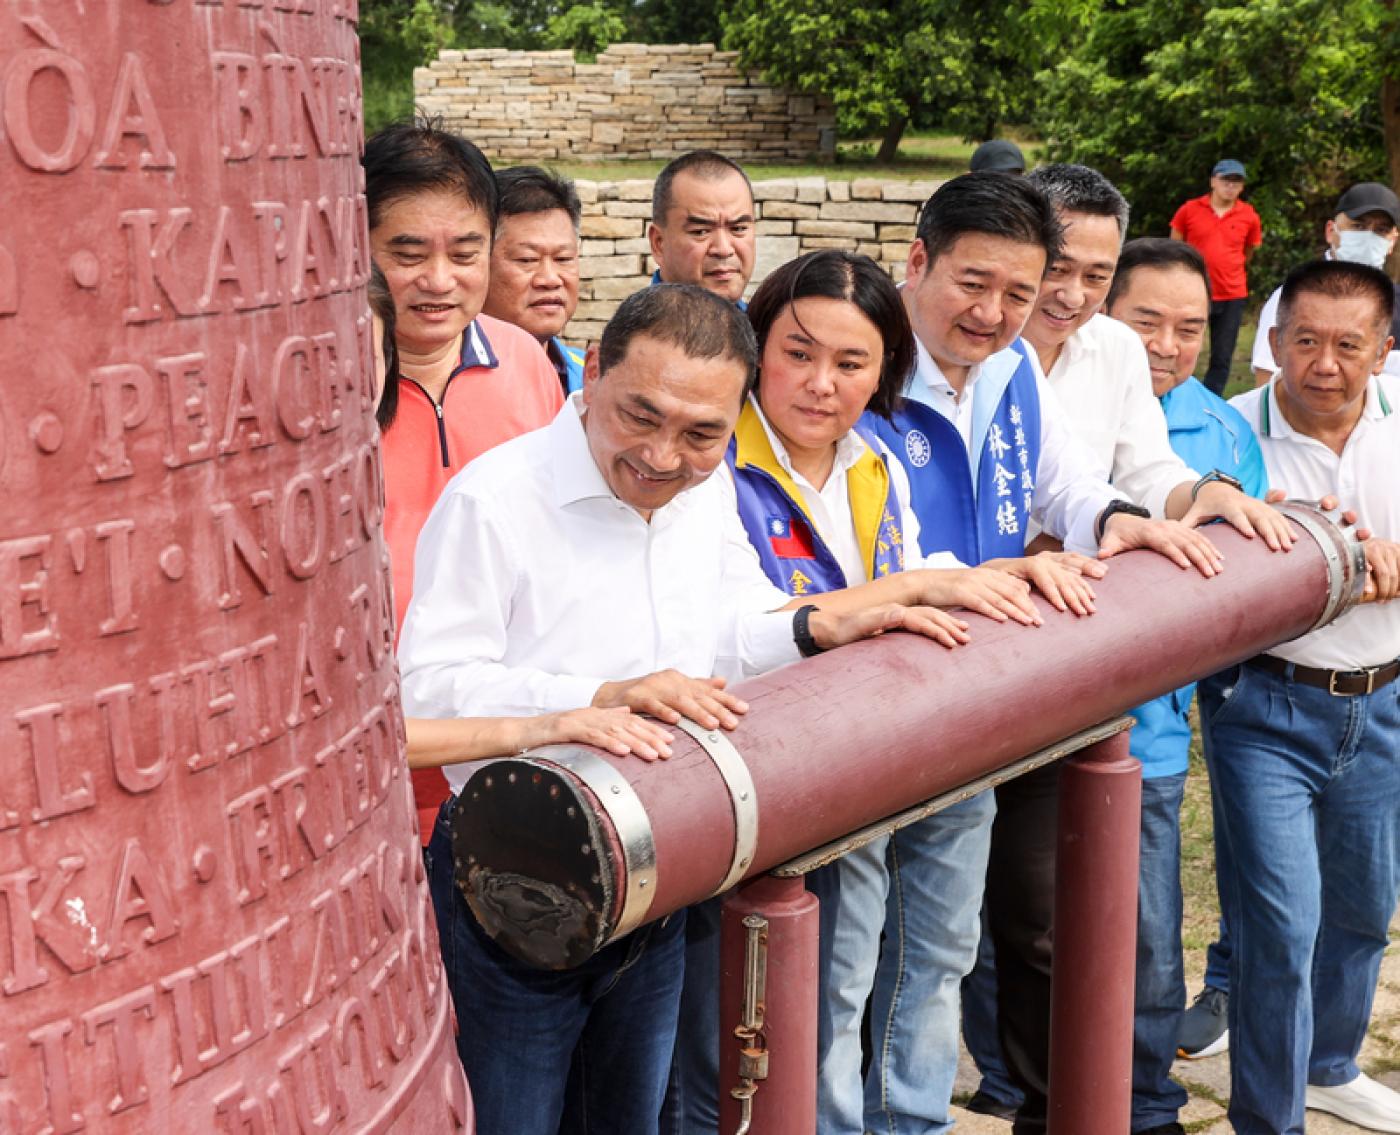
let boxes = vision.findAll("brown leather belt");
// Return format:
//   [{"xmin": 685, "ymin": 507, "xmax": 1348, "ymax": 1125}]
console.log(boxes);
[{"xmin": 1246, "ymin": 653, "xmax": 1400, "ymax": 697}]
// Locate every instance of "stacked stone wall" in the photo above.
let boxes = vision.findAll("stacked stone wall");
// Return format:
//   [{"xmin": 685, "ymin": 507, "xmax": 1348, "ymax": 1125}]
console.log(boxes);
[
  {"xmin": 565, "ymin": 176, "xmax": 943, "ymax": 342},
  {"xmin": 414, "ymin": 44, "xmax": 835, "ymax": 163}
]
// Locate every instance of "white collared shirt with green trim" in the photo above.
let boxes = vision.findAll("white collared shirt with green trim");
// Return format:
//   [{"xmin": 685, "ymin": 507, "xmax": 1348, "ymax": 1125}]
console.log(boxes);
[{"xmin": 1230, "ymin": 375, "xmax": 1400, "ymax": 670}]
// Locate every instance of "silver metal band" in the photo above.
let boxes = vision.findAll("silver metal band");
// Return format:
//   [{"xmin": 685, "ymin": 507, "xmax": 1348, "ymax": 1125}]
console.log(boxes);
[
  {"xmin": 675, "ymin": 717, "xmax": 760, "ymax": 895},
  {"xmin": 1276, "ymin": 501, "xmax": 1367, "ymax": 632},
  {"xmin": 522, "ymin": 748, "xmax": 658, "ymax": 943}
]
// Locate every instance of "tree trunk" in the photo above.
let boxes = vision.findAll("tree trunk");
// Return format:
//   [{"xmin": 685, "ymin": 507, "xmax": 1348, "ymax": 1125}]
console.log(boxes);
[
  {"xmin": 876, "ymin": 116, "xmax": 908, "ymax": 163},
  {"xmin": 1384, "ymin": 72, "xmax": 1400, "ymax": 208}
]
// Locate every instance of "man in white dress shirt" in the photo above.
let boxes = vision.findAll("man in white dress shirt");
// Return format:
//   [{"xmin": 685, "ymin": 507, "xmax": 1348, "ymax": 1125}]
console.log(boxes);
[
  {"xmin": 960, "ymin": 163, "xmax": 1294, "ymax": 1135},
  {"xmin": 1201, "ymin": 259, "xmax": 1400, "ymax": 1135},
  {"xmin": 399, "ymin": 284, "xmax": 963, "ymax": 1135}
]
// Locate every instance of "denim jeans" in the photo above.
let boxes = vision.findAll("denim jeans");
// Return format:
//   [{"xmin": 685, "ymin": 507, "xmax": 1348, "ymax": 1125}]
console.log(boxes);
[
  {"xmin": 960, "ymin": 910, "xmax": 1024, "ymax": 1111},
  {"xmin": 852, "ymin": 792, "xmax": 996, "ymax": 1135},
  {"xmin": 427, "ymin": 797, "xmax": 686, "ymax": 1135},
  {"xmin": 1203, "ymin": 918, "xmax": 1232, "ymax": 992},
  {"xmin": 1132, "ymin": 772, "xmax": 1190, "ymax": 1132},
  {"xmin": 1200, "ymin": 661, "xmax": 1400, "ymax": 1135}
]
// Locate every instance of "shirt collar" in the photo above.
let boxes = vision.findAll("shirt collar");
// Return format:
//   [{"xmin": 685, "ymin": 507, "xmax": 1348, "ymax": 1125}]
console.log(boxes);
[
  {"xmin": 1047, "ymin": 317, "xmax": 1099, "ymax": 381},
  {"xmin": 549, "ymin": 395, "xmax": 618, "ymax": 507},
  {"xmin": 1260, "ymin": 377, "xmax": 1392, "ymax": 440},
  {"xmin": 909, "ymin": 335, "xmax": 982, "ymax": 408},
  {"xmin": 650, "ymin": 269, "xmax": 749, "ymax": 311},
  {"xmin": 451, "ymin": 319, "xmax": 499, "ymax": 376}
]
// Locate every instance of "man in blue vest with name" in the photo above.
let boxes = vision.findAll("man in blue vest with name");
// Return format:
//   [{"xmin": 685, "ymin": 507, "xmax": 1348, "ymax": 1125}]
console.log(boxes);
[{"xmin": 847, "ymin": 172, "xmax": 1228, "ymax": 1135}]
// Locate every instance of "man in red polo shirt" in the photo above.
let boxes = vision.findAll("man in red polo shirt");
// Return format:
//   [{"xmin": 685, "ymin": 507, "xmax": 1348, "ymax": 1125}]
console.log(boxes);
[{"xmin": 1170, "ymin": 158, "xmax": 1263, "ymax": 396}]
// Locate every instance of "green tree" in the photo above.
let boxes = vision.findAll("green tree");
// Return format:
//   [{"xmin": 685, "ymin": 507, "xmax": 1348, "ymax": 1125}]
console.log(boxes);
[
  {"xmin": 545, "ymin": 3, "xmax": 628, "ymax": 57},
  {"xmin": 721, "ymin": 0, "xmax": 1094, "ymax": 160},
  {"xmin": 1038, "ymin": 0, "xmax": 1391, "ymax": 291}
]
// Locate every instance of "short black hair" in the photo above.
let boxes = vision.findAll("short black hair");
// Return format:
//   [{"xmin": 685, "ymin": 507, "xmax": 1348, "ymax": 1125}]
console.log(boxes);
[
  {"xmin": 599, "ymin": 284, "xmax": 757, "ymax": 390},
  {"xmin": 1276, "ymin": 259, "xmax": 1395, "ymax": 336},
  {"xmin": 652, "ymin": 150, "xmax": 753, "ymax": 226},
  {"xmin": 495, "ymin": 165, "xmax": 582, "ymax": 233},
  {"xmin": 1107, "ymin": 238, "xmax": 1210, "ymax": 310},
  {"xmin": 915, "ymin": 171, "xmax": 1064, "ymax": 268},
  {"xmin": 363, "ymin": 118, "xmax": 498, "ymax": 231},
  {"xmin": 746, "ymin": 250, "xmax": 914, "ymax": 421},
  {"xmin": 368, "ymin": 263, "xmax": 400, "ymax": 431},
  {"xmin": 1026, "ymin": 163, "xmax": 1130, "ymax": 240}
]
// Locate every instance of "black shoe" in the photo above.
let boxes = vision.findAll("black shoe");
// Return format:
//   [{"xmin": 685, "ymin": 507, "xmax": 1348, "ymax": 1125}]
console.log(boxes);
[
  {"xmin": 965, "ymin": 1089, "xmax": 1019, "ymax": 1121},
  {"xmin": 1177, "ymin": 985, "xmax": 1229, "ymax": 1059},
  {"xmin": 1134, "ymin": 1125, "xmax": 1185, "ymax": 1135}
]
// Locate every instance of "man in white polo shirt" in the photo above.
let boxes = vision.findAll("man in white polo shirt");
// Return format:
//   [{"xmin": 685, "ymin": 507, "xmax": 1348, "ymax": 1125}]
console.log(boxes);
[
  {"xmin": 1202, "ymin": 259, "xmax": 1400, "ymax": 1135},
  {"xmin": 399, "ymin": 283, "xmax": 974, "ymax": 1135}
]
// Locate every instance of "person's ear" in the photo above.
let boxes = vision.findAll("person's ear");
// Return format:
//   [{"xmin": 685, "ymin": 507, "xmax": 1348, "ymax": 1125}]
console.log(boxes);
[{"xmin": 582, "ymin": 344, "xmax": 601, "ymax": 407}]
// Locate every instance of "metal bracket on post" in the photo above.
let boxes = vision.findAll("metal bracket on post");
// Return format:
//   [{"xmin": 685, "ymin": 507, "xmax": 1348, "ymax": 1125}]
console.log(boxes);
[
  {"xmin": 675, "ymin": 717, "xmax": 760, "ymax": 895},
  {"xmin": 730, "ymin": 913, "xmax": 770, "ymax": 1135}
]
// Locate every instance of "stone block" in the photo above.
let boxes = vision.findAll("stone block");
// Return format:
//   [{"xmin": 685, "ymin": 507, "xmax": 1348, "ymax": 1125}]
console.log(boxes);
[
  {"xmin": 879, "ymin": 180, "xmax": 943, "ymax": 203},
  {"xmin": 756, "ymin": 220, "xmax": 794, "ymax": 235},
  {"xmin": 579, "ymin": 254, "xmax": 644, "ymax": 278},
  {"xmin": 752, "ymin": 235, "xmax": 801, "ymax": 282},
  {"xmin": 589, "ymin": 276, "xmax": 648, "ymax": 300},
  {"xmin": 580, "ymin": 239, "xmax": 616, "ymax": 256},
  {"xmin": 602, "ymin": 200, "xmax": 654, "ymax": 218},
  {"xmin": 591, "ymin": 122, "xmax": 624, "ymax": 145},
  {"xmin": 851, "ymin": 179, "xmax": 885, "ymax": 200},
  {"xmin": 615, "ymin": 179, "xmax": 654, "ymax": 201},
  {"xmin": 794, "ymin": 177, "xmax": 827, "ymax": 203},
  {"xmin": 819, "ymin": 201, "xmax": 917, "ymax": 223},
  {"xmin": 827, "ymin": 180, "xmax": 851, "ymax": 203},
  {"xmin": 877, "ymin": 224, "xmax": 916, "ymax": 242},
  {"xmin": 760, "ymin": 200, "xmax": 820, "ymax": 219},
  {"xmin": 615, "ymin": 237, "xmax": 654, "ymax": 254},
  {"xmin": 572, "ymin": 300, "xmax": 619, "ymax": 322},
  {"xmin": 574, "ymin": 181, "xmax": 600, "ymax": 204},
  {"xmin": 798, "ymin": 236, "xmax": 857, "ymax": 250},
  {"xmin": 581, "ymin": 214, "xmax": 642, "ymax": 239},
  {"xmin": 796, "ymin": 219, "xmax": 877, "ymax": 239},
  {"xmin": 564, "ymin": 320, "xmax": 608, "ymax": 343}
]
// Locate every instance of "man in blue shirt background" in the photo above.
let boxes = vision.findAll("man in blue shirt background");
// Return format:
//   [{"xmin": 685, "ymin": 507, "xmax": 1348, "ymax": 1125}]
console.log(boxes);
[{"xmin": 1106, "ymin": 236, "xmax": 1267, "ymax": 1135}]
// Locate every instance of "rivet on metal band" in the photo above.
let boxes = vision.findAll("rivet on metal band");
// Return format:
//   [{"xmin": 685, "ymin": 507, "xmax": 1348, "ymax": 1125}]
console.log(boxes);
[
  {"xmin": 675, "ymin": 717, "xmax": 760, "ymax": 895},
  {"xmin": 523, "ymin": 749, "xmax": 658, "ymax": 944},
  {"xmin": 1276, "ymin": 501, "xmax": 1367, "ymax": 632}
]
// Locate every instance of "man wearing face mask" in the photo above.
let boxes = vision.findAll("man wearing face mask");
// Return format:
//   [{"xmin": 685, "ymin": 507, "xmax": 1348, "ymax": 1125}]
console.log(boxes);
[{"xmin": 1251, "ymin": 182, "xmax": 1400, "ymax": 385}]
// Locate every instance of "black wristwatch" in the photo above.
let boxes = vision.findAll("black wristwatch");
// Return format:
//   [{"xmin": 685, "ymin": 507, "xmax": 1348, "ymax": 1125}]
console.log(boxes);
[
  {"xmin": 792, "ymin": 604, "xmax": 825, "ymax": 657},
  {"xmin": 1191, "ymin": 469, "xmax": 1244, "ymax": 501},
  {"xmin": 1095, "ymin": 499, "xmax": 1151, "ymax": 543}
]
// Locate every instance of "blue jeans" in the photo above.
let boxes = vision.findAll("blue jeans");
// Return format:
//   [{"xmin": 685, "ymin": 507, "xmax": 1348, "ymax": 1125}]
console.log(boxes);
[
  {"xmin": 427, "ymin": 797, "xmax": 686, "ymax": 1135},
  {"xmin": 1132, "ymin": 772, "xmax": 1190, "ymax": 1132},
  {"xmin": 843, "ymin": 792, "xmax": 995, "ymax": 1135},
  {"xmin": 1200, "ymin": 662, "xmax": 1400, "ymax": 1135},
  {"xmin": 1203, "ymin": 919, "xmax": 1232, "ymax": 992},
  {"xmin": 960, "ymin": 911, "xmax": 1023, "ymax": 1111}
]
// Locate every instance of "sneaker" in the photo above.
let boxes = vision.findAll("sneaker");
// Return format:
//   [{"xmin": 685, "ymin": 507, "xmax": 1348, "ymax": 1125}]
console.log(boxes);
[
  {"xmin": 1177, "ymin": 986, "xmax": 1228, "ymax": 1059},
  {"xmin": 1306, "ymin": 1073, "xmax": 1400, "ymax": 1133}
]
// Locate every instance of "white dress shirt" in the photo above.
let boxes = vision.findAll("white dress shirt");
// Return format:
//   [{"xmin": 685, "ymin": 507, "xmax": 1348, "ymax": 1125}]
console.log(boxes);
[
  {"xmin": 398, "ymin": 396, "xmax": 800, "ymax": 794},
  {"xmin": 1231, "ymin": 375, "xmax": 1400, "ymax": 669},
  {"xmin": 1043, "ymin": 314, "xmax": 1197, "ymax": 518},
  {"xmin": 907, "ymin": 336, "xmax": 1119, "ymax": 554}
]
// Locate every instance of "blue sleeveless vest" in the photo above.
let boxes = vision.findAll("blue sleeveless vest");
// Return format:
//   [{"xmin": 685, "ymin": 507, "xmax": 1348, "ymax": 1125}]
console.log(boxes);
[
  {"xmin": 863, "ymin": 340, "xmax": 1043, "ymax": 566},
  {"xmin": 727, "ymin": 402, "xmax": 906, "ymax": 597}
]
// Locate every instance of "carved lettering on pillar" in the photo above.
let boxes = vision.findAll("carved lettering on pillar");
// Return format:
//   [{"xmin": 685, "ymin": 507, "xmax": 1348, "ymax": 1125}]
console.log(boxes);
[{"xmin": 1, "ymin": 3, "xmax": 464, "ymax": 1127}]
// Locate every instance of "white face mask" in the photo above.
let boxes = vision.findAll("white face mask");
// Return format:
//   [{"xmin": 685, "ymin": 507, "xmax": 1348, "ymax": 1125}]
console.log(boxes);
[{"xmin": 1336, "ymin": 227, "xmax": 1393, "ymax": 269}]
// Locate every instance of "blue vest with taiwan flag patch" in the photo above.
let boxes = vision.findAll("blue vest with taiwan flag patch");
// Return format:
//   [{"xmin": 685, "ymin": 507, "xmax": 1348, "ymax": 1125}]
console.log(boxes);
[
  {"xmin": 863, "ymin": 340, "xmax": 1042, "ymax": 566},
  {"xmin": 727, "ymin": 402, "xmax": 905, "ymax": 596}
]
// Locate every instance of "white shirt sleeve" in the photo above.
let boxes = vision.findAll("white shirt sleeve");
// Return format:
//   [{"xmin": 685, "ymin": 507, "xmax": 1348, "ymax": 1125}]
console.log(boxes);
[
  {"xmin": 1251, "ymin": 288, "xmax": 1282, "ymax": 375},
  {"xmin": 712, "ymin": 465, "xmax": 804, "ymax": 678},
  {"xmin": 1028, "ymin": 367, "xmax": 1120, "ymax": 554},
  {"xmin": 1106, "ymin": 342, "xmax": 1197, "ymax": 517},
  {"xmin": 398, "ymin": 490, "xmax": 608, "ymax": 719}
]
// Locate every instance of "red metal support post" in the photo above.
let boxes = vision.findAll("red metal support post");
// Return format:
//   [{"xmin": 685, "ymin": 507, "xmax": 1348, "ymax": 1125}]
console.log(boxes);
[
  {"xmin": 718, "ymin": 875, "xmax": 820, "ymax": 1135},
  {"xmin": 1048, "ymin": 728, "xmax": 1142, "ymax": 1135}
]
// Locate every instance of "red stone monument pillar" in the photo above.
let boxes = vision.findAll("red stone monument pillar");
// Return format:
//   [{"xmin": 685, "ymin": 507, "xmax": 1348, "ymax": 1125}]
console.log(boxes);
[{"xmin": 0, "ymin": 4, "xmax": 468, "ymax": 1131}]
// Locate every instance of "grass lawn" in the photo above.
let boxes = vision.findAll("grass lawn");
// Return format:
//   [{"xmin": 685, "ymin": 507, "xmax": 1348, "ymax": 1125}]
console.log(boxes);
[{"xmin": 549, "ymin": 129, "xmax": 1043, "ymax": 183}]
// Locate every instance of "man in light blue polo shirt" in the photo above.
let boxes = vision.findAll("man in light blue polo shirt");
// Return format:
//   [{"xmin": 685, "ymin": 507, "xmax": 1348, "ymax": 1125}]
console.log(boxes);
[{"xmin": 1105, "ymin": 237, "xmax": 1267, "ymax": 1135}]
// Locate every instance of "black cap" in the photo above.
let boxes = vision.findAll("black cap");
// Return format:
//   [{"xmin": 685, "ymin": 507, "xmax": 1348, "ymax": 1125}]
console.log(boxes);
[
  {"xmin": 970, "ymin": 139, "xmax": 1026, "ymax": 174},
  {"xmin": 1335, "ymin": 182, "xmax": 1400, "ymax": 229}
]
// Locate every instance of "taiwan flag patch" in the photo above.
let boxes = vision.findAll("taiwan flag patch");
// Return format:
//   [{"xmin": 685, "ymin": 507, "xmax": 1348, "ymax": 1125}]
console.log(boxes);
[{"xmin": 768, "ymin": 515, "xmax": 816, "ymax": 559}]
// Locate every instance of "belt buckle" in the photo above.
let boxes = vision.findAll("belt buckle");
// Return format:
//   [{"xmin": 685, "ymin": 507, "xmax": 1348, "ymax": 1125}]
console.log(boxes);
[{"xmin": 1330, "ymin": 666, "xmax": 1378, "ymax": 696}]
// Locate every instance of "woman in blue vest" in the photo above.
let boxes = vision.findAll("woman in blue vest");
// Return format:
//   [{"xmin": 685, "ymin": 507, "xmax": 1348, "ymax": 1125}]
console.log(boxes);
[{"xmin": 661, "ymin": 249, "xmax": 1102, "ymax": 1135}]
